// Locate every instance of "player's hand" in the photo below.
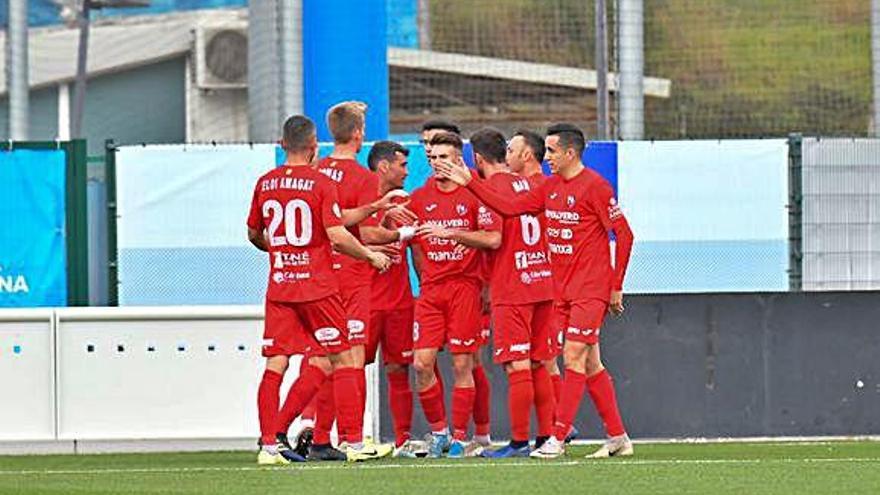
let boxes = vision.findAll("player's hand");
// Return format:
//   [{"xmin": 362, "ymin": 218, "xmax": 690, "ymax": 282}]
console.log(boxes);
[
  {"xmin": 372, "ymin": 189, "xmax": 410, "ymax": 211},
  {"xmin": 609, "ymin": 290, "xmax": 625, "ymax": 316},
  {"xmin": 416, "ymin": 223, "xmax": 455, "ymax": 240},
  {"xmin": 367, "ymin": 251, "xmax": 392, "ymax": 272},
  {"xmin": 384, "ymin": 205, "xmax": 418, "ymax": 226},
  {"xmin": 435, "ymin": 160, "xmax": 472, "ymax": 186}
]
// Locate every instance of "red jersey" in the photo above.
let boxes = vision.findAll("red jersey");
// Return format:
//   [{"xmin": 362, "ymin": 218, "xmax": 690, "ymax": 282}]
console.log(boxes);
[
  {"xmin": 247, "ymin": 165, "xmax": 343, "ymax": 303},
  {"xmin": 370, "ymin": 238, "xmax": 414, "ymax": 311},
  {"xmin": 411, "ymin": 178, "xmax": 501, "ymax": 287},
  {"xmin": 467, "ymin": 167, "xmax": 634, "ymax": 303},
  {"xmin": 484, "ymin": 172, "xmax": 553, "ymax": 305},
  {"xmin": 316, "ymin": 157, "xmax": 379, "ymax": 285}
]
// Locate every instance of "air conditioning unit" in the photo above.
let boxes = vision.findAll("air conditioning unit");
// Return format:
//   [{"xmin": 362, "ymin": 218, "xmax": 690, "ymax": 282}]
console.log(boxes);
[{"xmin": 194, "ymin": 22, "xmax": 248, "ymax": 89}]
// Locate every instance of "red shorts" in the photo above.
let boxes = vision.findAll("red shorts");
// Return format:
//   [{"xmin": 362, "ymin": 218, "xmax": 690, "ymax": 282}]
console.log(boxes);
[
  {"xmin": 263, "ymin": 295, "xmax": 349, "ymax": 357},
  {"xmin": 491, "ymin": 301, "xmax": 554, "ymax": 364},
  {"xmin": 479, "ymin": 312, "xmax": 492, "ymax": 347},
  {"xmin": 413, "ymin": 279, "xmax": 482, "ymax": 354},
  {"xmin": 340, "ymin": 282, "xmax": 370, "ymax": 346},
  {"xmin": 554, "ymin": 298, "xmax": 608, "ymax": 346},
  {"xmin": 367, "ymin": 307, "xmax": 414, "ymax": 365}
]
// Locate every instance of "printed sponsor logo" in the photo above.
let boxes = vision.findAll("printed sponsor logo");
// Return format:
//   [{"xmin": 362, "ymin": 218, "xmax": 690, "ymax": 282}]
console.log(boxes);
[
  {"xmin": 315, "ymin": 327, "xmax": 341, "ymax": 342},
  {"xmin": 0, "ymin": 265, "xmax": 29, "ymax": 294},
  {"xmin": 549, "ymin": 243, "xmax": 573, "ymax": 255},
  {"xmin": 347, "ymin": 320, "xmax": 366, "ymax": 335},
  {"xmin": 561, "ymin": 228, "xmax": 573, "ymax": 240},
  {"xmin": 425, "ymin": 203, "xmax": 438, "ymax": 212},
  {"xmin": 545, "ymin": 209, "xmax": 580, "ymax": 223},
  {"xmin": 608, "ymin": 197, "xmax": 623, "ymax": 220},
  {"xmin": 509, "ymin": 343, "xmax": 531, "ymax": 353}
]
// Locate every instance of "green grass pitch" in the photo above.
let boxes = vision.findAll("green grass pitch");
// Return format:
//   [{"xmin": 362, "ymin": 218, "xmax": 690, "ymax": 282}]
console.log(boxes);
[{"xmin": 1, "ymin": 441, "xmax": 878, "ymax": 494}]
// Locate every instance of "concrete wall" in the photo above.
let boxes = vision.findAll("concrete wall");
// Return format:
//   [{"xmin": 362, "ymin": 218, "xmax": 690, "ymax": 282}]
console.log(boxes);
[{"xmin": 380, "ymin": 291, "xmax": 880, "ymax": 440}]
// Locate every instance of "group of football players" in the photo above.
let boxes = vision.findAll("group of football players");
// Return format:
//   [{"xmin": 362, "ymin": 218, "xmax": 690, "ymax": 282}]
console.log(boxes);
[{"xmin": 246, "ymin": 101, "xmax": 635, "ymax": 465}]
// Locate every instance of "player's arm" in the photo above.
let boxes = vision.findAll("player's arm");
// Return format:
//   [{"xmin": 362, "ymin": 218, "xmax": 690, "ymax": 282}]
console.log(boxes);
[
  {"xmin": 450, "ymin": 229, "xmax": 501, "ymax": 250},
  {"xmin": 360, "ymin": 224, "xmax": 417, "ymax": 246},
  {"xmin": 326, "ymin": 225, "xmax": 391, "ymax": 271},
  {"xmin": 589, "ymin": 183, "xmax": 635, "ymax": 315},
  {"xmin": 409, "ymin": 242, "xmax": 424, "ymax": 282},
  {"xmin": 245, "ymin": 183, "xmax": 268, "ymax": 252},
  {"xmin": 247, "ymin": 228, "xmax": 268, "ymax": 252},
  {"xmin": 341, "ymin": 189, "xmax": 410, "ymax": 227},
  {"xmin": 435, "ymin": 160, "xmax": 545, "ymax": 217}
]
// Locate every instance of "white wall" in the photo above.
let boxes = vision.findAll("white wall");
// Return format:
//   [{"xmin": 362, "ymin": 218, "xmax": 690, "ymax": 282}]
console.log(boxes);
[{"xmin": 0, "ymin": 307, "xmax": 379, "ymax": 453}]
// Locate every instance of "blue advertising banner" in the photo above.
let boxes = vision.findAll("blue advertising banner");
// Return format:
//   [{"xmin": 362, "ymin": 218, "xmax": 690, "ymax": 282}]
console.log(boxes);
[{"xmin": 0, "ymin": 149, "xmax": 68, "ymax": 307}]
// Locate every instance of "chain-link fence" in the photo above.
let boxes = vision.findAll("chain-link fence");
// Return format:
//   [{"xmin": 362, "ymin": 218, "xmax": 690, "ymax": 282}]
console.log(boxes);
[
  {"xmin": 412, "ymin": 0, "xmax": 874, "ymax": 139},
  {"xmin": 2, "ymin": 0, "xmax": 876, "ymax": 146}
]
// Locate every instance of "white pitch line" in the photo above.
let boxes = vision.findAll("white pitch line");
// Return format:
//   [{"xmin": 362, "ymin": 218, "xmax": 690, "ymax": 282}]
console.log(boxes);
[{"xmin": 1, "ymin": 458, "xmax": 879, "ymax": 477}]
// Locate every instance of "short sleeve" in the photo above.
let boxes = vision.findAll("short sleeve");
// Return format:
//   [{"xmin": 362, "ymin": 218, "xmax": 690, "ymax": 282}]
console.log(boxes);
[
  {"xmin": 320, "ymin": 179, "xmax": 344, "ymax": 229},
  {"xmin": 477, "ymin": 201, "xmax": 502, "ymax": 232},
  {"xmin": 360, "ymin": 173, "xmax": 381, "ymax": 227},
  {"xmin": 246, "ymin": 181, "xmax": 263, "ymax": 230}
]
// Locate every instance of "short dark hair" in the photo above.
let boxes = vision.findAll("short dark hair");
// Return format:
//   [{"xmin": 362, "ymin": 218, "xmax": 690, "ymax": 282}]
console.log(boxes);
[
  {"xmin": 513, "ymin": 129, "xmax": 545, "ymax": 162},
  {"xmin": 469, "ymin": 127, "xmax": 507, "ymax": 164},
  {"xmin": 368, "ymin": 140, "xmax": 409, "ymax": 171},
  {"xmin": 429, "ymin": 131, "xmax": 464, "ymax": 151},
  {"xmin": 282, "ymin": 115, "xmax": 316, "ymax": 152},
  {"xmin": 546, "ymin": 123, "xmax": 585, "ymax": 156},
  {"xmin": 422, "ymin": 119, "xmax": 461, "ymax": 135}
]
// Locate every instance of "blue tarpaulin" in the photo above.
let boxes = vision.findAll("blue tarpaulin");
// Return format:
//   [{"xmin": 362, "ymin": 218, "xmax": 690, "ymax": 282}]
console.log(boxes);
[{"xmin": 0, "ymin": 149, "xmax": 68, "ymax": 307}]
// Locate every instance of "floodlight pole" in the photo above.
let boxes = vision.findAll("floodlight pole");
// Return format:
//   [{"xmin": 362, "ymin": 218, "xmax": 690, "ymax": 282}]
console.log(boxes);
[
  {"xmin": 70, "ymin": 0, "xmax": 92, "ymax": 139},
  {"xmin": 872, "ymin": 0, "xmax": 880, "ymax": 137},
  {"xmin": 595, "ymin": 0, "xmax": 609, "ymax": 140},
  {"xmin": 7, "ymin": 0, "xmax": 29, "ymax": 140},
  {"xmin": 70, "ymin": 1, "xmax": 150, "ymax": 139}
]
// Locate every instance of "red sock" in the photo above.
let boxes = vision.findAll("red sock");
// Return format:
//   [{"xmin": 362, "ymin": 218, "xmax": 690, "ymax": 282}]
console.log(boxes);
[
  {"xmin": 387, "ymin": 370, "xmax": 413, "ymax": 447},
  {"xmin": 452, "ymin": 386, "xmax": 476, "ymax": 441},
  {"xmin": 275, "ymin": 365, "xmax": 327, "ymax": 435},
  {"xmin": 354, "ymin": 368, "xmax": 366, "ymax": 441},
  {"xmin": 550, "ymin": 373, "xmax": 562, "ymax": 405},
  {"xmin": 257, "ymin": 369, "xmax": 283, "ymax": 445},
  {"xmin": 334, "ymin": 367, "xmax": 363, "ymax": 444},
  {"xmin": 433, "ymin": 362, "xmax": 445, "ymax": 401},
  {"xmin": 418, "ymin": 379, "xmax": 447, "ymax": 433},
  {"xmin": 532, "ymin": 366, "xmax": 556, "ymax": 437},
  {"xmin": 587, "ymin": 369, "xmax": 626, "ymax": 437},
  {"xmin": 508, "ymin": 369, "xmax": 533, "ymax": 442},
  {"xmin": 553, "ymin": 370, "xmax": 586, "ymax": 440},
  {"xmin": 299, "ymin": 360, "xmax": 317, "ymax": 424},
  {"xmin": 472, "ymin": 365, "xmax": 491, "ymax": 436},
  {"xmin": 313, "ymin": 375, "xmax": 335, "ymax": 445}
]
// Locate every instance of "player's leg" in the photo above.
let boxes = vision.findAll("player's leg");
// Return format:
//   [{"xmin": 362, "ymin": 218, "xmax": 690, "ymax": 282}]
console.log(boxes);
[
  {"xmin": 257, "ymin": 300, "xmax": 302, "ymax": 465},
  {"xmin": 303, "ymin": 294, "xmax": 389, "ymax": 461},
  {"xmin": 445, "ymin": 280, "xmax": 483, "ymax": 458},
  {"xmin": 413, "ymin": 292, "xmax": 448, "ymax": 457},
  {"xmin": 340, "ymin": 285, "xmax": 371, "ymax": 447},
  {"xmin": 292, "ymin": 357, "xmax": 317, "ymax": 457},
  {"xmin": 472, "ymin": 312, "xmax": 492, "ymax": 448},
  {"xmin": 530, "ymin": 301, "xmax": 576, "ymax": 459},
  {"xmin": 583, "ymin": 341, "xmax": 632, "ymax": 458},
  {"xmin": 480, "ymin": 304, "xmax": 532, "ymax": 458},
  {"xmin": 527, "ymin": 301, "xmax": 557, "ymax": 451},
  {"xmin": 380, "ymin": 308, "xmax": 418, "ymax": 456}
]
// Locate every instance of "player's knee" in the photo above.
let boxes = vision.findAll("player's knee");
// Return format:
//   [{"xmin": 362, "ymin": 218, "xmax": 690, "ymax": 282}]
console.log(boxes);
[
  {"xmin": 451, "ymin": 354, "xmax": 474, "ymax": 380},
  {"xmin": 308, "ymin": 356, "xmax": 333, "ymax": 375},
  {"xmin": 412, "ymin": 355, "xmax": 435, "ymax": 376},
  {"xmin": 506, "ymin": 359, "xmax": 531, "ymax": 374},
  {"xmin": 265, "ymin": 355, "xmax": 289, "ymax": 374}
]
